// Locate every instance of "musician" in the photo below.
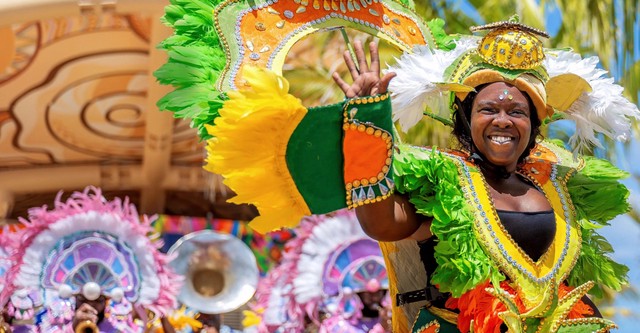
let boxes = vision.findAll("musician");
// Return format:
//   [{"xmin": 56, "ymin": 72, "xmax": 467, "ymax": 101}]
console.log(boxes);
[
  {"xmin": 165, "ymin": 230, "xmax": 258, "ymax": 333},
  {"xmin": 72, "ymin": 292, "xmax": 111, "ymax": 332},
  {"xmin": 0, "ymin": 188, "xmax": 180, "ymax": 333}
]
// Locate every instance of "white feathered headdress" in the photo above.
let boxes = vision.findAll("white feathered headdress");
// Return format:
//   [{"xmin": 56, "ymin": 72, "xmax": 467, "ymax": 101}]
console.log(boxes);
[{"xmin": 387, "ymin": 19, "xmax": 639, "ymax": 154}]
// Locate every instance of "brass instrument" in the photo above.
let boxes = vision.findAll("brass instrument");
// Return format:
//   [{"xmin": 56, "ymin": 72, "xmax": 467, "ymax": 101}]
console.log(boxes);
[
  {"xmin": 0, "ymin": 314, "xmax": 6, "ymax": 333},
  {"xmin": 74, "ymin": 320, "xmax": 98, "ymax": 333},
  {"xmin": 168, "ymin": 230, "xmax": 259, "ymax": 314},
  {"xmin": 0, "ymin": 319, "xmax": 7, "ymax": 333}
]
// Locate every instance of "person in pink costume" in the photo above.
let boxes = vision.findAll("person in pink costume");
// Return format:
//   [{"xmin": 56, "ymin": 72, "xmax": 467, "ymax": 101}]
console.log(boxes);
[
  {"xmin": 0, "ymin": 187, "xmax": 181, "ymax": 333},
  {"xmin": 244, "ymin": 210, "xmax": 392, "ymax": 333}
]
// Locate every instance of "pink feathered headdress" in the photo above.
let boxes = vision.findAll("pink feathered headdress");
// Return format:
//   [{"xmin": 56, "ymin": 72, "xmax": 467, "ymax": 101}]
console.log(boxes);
[
  {"xmin": 247, "ymin": 210, "xmax": 389, "ymax": 332},
  {"xmin": 0, "ymin": 186, "xmax": 181, "ymax": 316}
]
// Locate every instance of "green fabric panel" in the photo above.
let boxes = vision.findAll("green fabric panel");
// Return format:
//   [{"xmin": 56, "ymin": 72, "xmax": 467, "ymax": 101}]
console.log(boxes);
[
  {"xmin": 286, "ymin": 102, "xmax": 346, "ymax": 214},
  {"xmin": 348, "ymin": 95, "xmax": 394, "ymax": 134},
  {"xmin": 286, "ymin": 96, "xmax": 395, "ymax": 214},
  {"xmin": 411, "ymin": 307, "xmax": 459, "ymax": 333}
]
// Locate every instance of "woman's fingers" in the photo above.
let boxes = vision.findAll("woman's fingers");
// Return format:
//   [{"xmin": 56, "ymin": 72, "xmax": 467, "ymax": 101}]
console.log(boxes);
[
  {"xmin": 369, "ymin": 41, "xmax": 381, "ymax": 75},
  {"xmin": 343, "ymin": 50, "xmax": 360, "ymax": 80},
  {"xmin": 377, "ymin": 72, "xmax": 397, "ymax": 95},
  {"xmin": 332, "ymin": 72, "xmax": 356, "ymax": 98},
  {"xmin": 354, "ymin": 40, "xmax": 370, "ymax": 73},
  {"xmin": 333, "ymin": 40, "xmax": 395, "ymax": 97}
]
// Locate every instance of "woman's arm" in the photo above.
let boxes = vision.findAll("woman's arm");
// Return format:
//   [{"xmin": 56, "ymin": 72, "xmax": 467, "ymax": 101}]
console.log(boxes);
[
  {"xmin": 333, "ymin": 40, "xmax": 430, "ymax": 242},
  {"xmin": 355, "ymin": 195, "xmax": 431, "ymax": 242}
]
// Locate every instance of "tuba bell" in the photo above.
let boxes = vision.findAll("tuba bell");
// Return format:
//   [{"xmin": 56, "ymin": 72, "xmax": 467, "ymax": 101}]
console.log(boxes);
[
  {"xmin": 168, "ymin": 230, "xmax": 259, "ymax": 314},
  {"xmin": 75, "ymin": 320, "xmax": 98, "ymax": 333}
]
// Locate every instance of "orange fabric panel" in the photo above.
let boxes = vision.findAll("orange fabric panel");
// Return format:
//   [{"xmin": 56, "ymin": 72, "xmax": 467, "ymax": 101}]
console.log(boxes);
[
  {"xmin": 413, "ymin": 320, "xmax": 440, "ymax": 333},
  {"xmin": 343, "ymin": 126, "xmax": 389, "ymax": 184}
]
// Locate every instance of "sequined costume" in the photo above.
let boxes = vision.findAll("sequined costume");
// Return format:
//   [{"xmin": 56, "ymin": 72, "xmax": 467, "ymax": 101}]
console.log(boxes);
[{"xmin": 155, "ymin": 1, "xmax": 638, "ymax": 332}]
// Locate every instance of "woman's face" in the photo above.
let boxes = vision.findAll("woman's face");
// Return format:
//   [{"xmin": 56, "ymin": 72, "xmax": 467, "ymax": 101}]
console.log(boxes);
[{"xmin": 470, "ymin": 82, "xmax": 532, "ymax": 171}]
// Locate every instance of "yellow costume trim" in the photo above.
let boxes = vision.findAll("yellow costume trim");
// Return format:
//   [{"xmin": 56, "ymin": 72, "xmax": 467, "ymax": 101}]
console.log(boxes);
[
  {"xmin": 427, "ymin": 307, "xmax": 458, "ymax": 325},
  {"xmin": 206, "ymin": 66, "xmax": 311, "ymax": 233},
  {"xmin": 169, "ymin": 312, "xmax": 203, "ymax": 332},
  {"xmin": 489, "ymin": 280, "xmax": 616, "ymax": 333},
  {"xmin": 150, "ymin": 306, "xmax": 202, "ymax": 333},
  {"xmin": 379, "ymin": 241, "xmax": 411, "ymax": 333},
  {"xmin": 462, "ymin": 144, "xmax": 581, "ymax": 310},
  {"xmin": 242, "ymin": 309, "xmax": 263, "ymax": 328}
]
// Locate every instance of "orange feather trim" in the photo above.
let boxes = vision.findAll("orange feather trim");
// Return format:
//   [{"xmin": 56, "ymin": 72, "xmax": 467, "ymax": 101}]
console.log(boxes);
[{"xmin": 445, "ymin": 281, "xmax": 593, "ymax": 333}]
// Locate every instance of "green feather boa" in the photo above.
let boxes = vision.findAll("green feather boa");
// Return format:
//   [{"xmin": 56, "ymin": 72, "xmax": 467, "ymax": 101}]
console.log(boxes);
[
  {"xmin": 394, "ymin": 143, "xmax": 630, "ymax": 299},
  {"xmin": 394, "ymin": 144, "xmax": 503, "ymax": 297}
]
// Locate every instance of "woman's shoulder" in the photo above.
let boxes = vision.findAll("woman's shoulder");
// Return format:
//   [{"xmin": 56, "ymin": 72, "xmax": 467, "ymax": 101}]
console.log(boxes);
[{"xmin": 518, "ymin": 140, "xmax": 583, "ymax": 183}]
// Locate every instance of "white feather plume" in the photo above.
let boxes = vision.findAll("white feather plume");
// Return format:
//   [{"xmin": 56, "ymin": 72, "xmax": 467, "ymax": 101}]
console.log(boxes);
[
  {"xmin": 386, "ymin": 37, "xmax": 478, "ymax": 131},
  {"xmin": 293, "ymin": 213, "xmax": 367, "ymax": 304},
  {"xmin": 544, "ymin": 50, "xmax": 640, "ymax": 153}
]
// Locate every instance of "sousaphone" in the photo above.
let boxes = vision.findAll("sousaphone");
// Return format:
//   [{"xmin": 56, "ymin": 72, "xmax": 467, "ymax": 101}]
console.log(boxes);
[{"xmin": 168, "ymin": 230, "xmax": 259, "ymax": 314}]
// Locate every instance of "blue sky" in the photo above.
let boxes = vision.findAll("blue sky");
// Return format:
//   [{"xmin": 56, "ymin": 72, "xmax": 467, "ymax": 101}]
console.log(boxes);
[
  {"xmin": 599, "ymin": 139, "xmax": 640, "ymax": 331},
  {"xmin": 543, "ymin": 3, "xmax": 640, "ymax": 331}
]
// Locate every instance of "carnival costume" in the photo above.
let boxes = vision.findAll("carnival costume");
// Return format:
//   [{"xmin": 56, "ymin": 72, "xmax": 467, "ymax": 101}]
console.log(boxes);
[
  {"xmin": 148, "ymin": 306, "xmax": 203, "ymax": 333},
  {"xmin": 243, "ymin": 210, "xmax": 390, "ymax": 333},
  {"xmin": 0, "ymin": 227, "xmax": 17, "ymax": 332},
  {"xmin": 156, "ymin": 1, "xmax": 639, "ymax": 332},
  {"xmin": 0, "ymin": 187, "xmax": 181, "ymax": 333}
]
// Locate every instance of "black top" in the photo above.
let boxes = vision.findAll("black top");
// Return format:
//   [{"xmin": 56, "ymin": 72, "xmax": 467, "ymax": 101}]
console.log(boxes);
[
  {"xmin": 415, "ymin": 209, "xmax": 556, "ymax": 307},
  {"xmin": 496, "ymin": 209, "xmax": 556, "ymax": 262},
  {"xmin": 414, "ymin": 208, "xmax": 601, "ymax": 322}
]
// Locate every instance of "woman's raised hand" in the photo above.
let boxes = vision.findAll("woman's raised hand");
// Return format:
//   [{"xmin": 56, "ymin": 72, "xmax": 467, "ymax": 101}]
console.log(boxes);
[{"xmin": 332, "ymin": 40, "xmax": 396, "ymax": 98}]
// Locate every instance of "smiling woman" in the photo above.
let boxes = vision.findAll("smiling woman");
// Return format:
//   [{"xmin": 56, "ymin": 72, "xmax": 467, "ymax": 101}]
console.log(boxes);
[
  {"xmin": 462, "ymin": 83, "xmax": 535, "ymax": 175},
  {"xmin": 332, "ymin": 19, "xmax": 639, "ymax": 332},
  {"xmin": 155, "ymin": 0, "xmax": 640, "ymax": 330}
]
